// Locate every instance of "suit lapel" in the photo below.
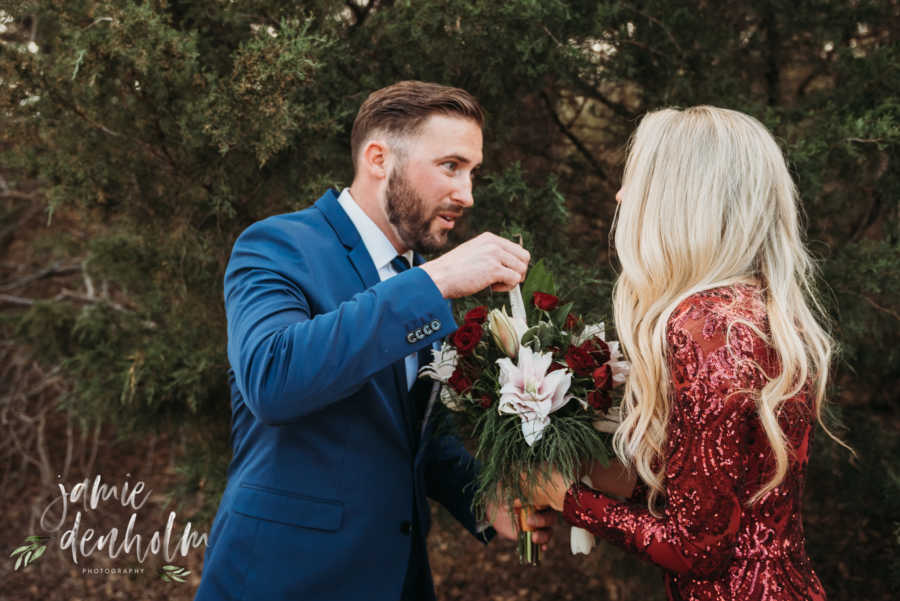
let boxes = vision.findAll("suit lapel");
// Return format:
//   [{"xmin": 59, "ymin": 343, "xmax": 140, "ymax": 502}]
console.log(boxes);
[
  {"xmin": 347, "ymin": 244, "xmax": 380, "ymax": 289},
  {"xmin": 316, "ymin": 190, "xmax": 381, "ymax": 289}
]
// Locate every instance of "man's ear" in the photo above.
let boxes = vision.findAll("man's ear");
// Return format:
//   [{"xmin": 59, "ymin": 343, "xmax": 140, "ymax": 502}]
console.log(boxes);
[{"xmin": 360, "ymin": 139, "xmax": 389, "ymax": 180}]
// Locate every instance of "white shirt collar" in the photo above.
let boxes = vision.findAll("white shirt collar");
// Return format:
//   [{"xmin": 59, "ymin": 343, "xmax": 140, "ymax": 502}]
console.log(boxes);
[{"xmin": 337, "ymin": 188, "xmax": 414, "ymax": 271}]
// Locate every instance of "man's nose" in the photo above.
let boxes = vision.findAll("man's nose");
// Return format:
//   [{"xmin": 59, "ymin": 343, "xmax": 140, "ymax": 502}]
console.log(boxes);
[{"xmin": 452, "ymin": 176, "xmax": 475, "ymax": 208}]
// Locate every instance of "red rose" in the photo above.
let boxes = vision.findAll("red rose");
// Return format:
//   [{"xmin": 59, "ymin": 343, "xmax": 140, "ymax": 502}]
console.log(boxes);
[
  {"xmin": 533, "ymin": 292, "xmax": 560, "ymax": 311},
  {"xmin": 587, "ymin": 389, "xmax": 612, "ymax": 412},
  {"xmin": 564, "ymin": 313, "xmax": 578, "ymax": 331},
  {"xmin": 566, "ymin": 339, "xmax": 611, "ymax": 376},
  {"xmin": 565, "ymin": 344, "xmax": 595, "ymax": 376},
  {"xmin": 450, "ymin": 321, "xmax": 482, "ymax": 354},
  {"xmin": 592, "ymin": 364, "xmax": 613, "ymax": 390},
  {"xmin": 584, "ymin": 338, "xmax": 611, "ymax": 366},
  {"xmin": 448, "ymin": 369, "xmax": 473, "ymax": 394},
  {"xmin": 464, "ymin": 306, "xmax": 488, "ymax": 324}
]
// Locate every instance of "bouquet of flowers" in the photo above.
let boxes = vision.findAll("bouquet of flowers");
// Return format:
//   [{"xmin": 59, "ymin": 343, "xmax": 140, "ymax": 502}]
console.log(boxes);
[{"xmin": 419, "ymin": 261, "xmax": 629, "ymax": 564}]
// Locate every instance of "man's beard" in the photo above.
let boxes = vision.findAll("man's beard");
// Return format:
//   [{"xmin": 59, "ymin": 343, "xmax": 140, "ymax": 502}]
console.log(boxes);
[{"xmin": 385, "ymin": 167, "xmax": 452, "ymax": 254}]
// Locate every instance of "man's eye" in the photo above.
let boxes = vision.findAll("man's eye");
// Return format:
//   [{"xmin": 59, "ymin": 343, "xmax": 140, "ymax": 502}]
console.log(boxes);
[{"xmin": 442, "ymin": 161, "xmax": 458, "ymax": 171}]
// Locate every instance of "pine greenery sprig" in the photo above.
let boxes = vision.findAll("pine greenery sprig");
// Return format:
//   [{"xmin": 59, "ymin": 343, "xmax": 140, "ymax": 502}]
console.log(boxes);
[{"xmin": 470, "ymin": 401, "xmax": 613, "ymax": 517}]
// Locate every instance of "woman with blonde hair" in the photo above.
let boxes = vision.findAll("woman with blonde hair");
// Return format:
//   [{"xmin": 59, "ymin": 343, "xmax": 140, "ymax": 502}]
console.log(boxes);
[{"xmin": 528, "ymin": 106, "xmax": 843, "ymax": 600}]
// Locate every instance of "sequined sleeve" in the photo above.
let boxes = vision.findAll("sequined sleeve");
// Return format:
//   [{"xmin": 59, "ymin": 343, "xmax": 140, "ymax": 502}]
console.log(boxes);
[{"xmin": 563, "ymin": 298, "xmax": 765, "ymax": 577}]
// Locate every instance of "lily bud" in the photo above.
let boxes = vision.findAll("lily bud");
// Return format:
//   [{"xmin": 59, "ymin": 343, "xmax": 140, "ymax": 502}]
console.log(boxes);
[{"xmin": 487, "ymin": 307, "xmax": 526, "ymax": 358}]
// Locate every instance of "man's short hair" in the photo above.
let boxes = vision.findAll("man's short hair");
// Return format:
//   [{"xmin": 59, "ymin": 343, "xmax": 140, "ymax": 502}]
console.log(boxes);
[{"xmin": 350, "ymin": 80, "xmax": 485, "ymax": 170}]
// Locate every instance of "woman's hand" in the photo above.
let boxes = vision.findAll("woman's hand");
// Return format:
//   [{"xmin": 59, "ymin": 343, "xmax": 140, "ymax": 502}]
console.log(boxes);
[
  {"xmin": 587, "ymin": 459, "xmax": 637, "ymax": 500},
  {"xmin": 524, "ymin": 470, "xmax": 574, "ymax": 512}
]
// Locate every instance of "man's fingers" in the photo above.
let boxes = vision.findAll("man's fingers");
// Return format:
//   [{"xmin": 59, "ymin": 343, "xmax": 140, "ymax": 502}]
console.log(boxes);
[
  {"xmin": 497, "ymin": 250, "xmax": 529, "ymax": 281},
  {"xmin": 526, "ymin": 511, "xmax": 555, "ymax": 530},
  {"xmin": 531, "ymin": 531, "xmax": 551, "ymax": 546},
  {"xmin": 492, "ymin": 265, "xmax": 524, "ymax": 291},
  {"xmin": 424, "ymin": 231, "xmax": 531, "ymax": 298},
  {"xmin": 487, "ymin": 233, "xmax": 531, "ymax": 264},
  {"xmin": 474, "ymin": 232, "xmax": 530, "ymax": 266}
]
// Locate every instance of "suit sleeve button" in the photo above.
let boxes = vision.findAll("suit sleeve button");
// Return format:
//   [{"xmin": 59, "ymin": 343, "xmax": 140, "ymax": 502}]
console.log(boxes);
[
  {"xmin": 406, "ymin": 332, "xmax": 417, "ymax": 344},
  {"xmin": 430, "ymin": 319, "xmax": 441, "ymax": 331},
  {"xmin": 414, "ymin": 328, "xmax": 424, "ymax": 341}
]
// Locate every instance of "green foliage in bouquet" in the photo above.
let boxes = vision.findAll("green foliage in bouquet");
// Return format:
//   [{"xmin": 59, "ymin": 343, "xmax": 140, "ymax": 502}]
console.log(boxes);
[
  {"xmin": 420, "ymin": 261, "xmax": 626, "ymax": 517},
  {"xmin": 471, "ymin": 398, "xmax": 611, "ymax": 514}
]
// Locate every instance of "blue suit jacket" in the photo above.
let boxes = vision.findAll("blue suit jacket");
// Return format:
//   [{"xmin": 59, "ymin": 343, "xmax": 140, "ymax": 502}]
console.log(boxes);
[{"xmin": 195, "ymin": 190, "xmax": 486, "ymax": 601}]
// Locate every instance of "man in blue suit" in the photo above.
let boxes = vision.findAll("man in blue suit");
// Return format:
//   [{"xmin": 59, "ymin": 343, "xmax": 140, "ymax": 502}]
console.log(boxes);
[{"xmin": 195, "ymin": 81, "xmax": 551, "ymax": 601}]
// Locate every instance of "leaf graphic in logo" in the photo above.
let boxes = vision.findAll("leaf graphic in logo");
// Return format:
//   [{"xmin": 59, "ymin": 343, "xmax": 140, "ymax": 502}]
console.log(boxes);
[
  {"xmin": 160, "ymin": 564, "xmax": 191, "ymax": 583},
  {"xmin": 10, "ymin": 537, "xmax": 49, "ymax": 570},
  {"xmin": 32, "ymin": 545, "xmax": 47, "ymax": 562}
]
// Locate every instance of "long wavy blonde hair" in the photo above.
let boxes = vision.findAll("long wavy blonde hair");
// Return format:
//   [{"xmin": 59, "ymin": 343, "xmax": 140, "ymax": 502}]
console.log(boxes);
[{"xmin": 611, "ymin": 106, "xmax": 845, "ymax": 511}]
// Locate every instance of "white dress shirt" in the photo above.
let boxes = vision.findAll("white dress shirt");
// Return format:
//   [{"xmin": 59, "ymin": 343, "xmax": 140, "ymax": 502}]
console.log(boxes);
[{"xmin": 337, "ymin": 188, "xmax": 419, "ymax": 390}]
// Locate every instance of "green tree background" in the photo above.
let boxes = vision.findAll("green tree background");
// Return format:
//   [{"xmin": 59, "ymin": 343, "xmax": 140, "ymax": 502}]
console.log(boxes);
[{"xmin": 1, "ymin": 1, "xmax": 897, "ymax": 599}]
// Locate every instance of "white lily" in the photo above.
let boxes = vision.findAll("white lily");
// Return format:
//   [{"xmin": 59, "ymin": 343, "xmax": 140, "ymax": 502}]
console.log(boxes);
[
  {"xmin": 607, "ymin": 340, "xmax": 630, "ymax": 385},
  {"xmin": 439, "ymin": 386, "xmax": 466, "ymax": 412},
  {"xmin": 496, "ymin": 346, "xmax": 573, "ymax": 446},
  {"xmin": 418, "ymin": 341, "xmax": 458, "ymax": 383},
  {"xmin": 418, "ymin": 342, "xmax": 467, "ymax": 412},
  {"xmin": 573, "ymin": 322, "xmax": 606, "ymax": 346}
]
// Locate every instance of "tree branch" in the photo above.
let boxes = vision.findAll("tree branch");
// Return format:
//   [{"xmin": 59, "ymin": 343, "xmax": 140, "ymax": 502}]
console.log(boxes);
[
  {"xmin": 5, "ymin": 412, "xmax": 43, "ymax": 472},
  {"xmin": 0, "ymin": 289, "xmax": 149, "ymax": 324},
  {"xmin": 623, "ymin": 4, "xmax": 684, "ymax": 57},
  {"xmin": 797, "ymin": 62, "xmax": 829, "ymax": 98},
  {"xmin": 847, "ymin": 138, "xmax": 886, "ymax": 145},
  {"xmin": 0, "ymin": 190, "xmax": 39, "ymax": 200},
  {"xmin": 81, "ymin": 421, "xmax": 102, "ymax": 477},
  {"xmin": 55, "ymin": 288, "xmax": 133, "ymax": 313},
  {"xmin": 0, "ymin": 293, "xmax": 36, "ymax": 306},
  {"xmin": 569, "ymin": 77, "xmax": 637, "ymax": 121},
  {"xmin": 761, "ymin": 3, "xmax": 781, "ymax": 106},
  {"xmin": 48, "ymin": 90, "xmax": 123, "ymax": 138},
  {"xmin": 0, "ymin": 262, "xmax": 83, "ymax": 292},
  {"xmin": 851, "ymin": 291, "xmax": 900, "ymax": 321},
  {"xmin": 564, "ymin": 94, "xmax": 589, "ymax": 130},
  {"xmin": 540, "ymin": 90, "xmax": 608, "ymax": 181},
  {"xmin": 0, "ymin": 200, "xmax": 43, "ymax": 249},
  {"xmin": 538, "ymin": 25, "xmax": 638, "ymax": 120}
]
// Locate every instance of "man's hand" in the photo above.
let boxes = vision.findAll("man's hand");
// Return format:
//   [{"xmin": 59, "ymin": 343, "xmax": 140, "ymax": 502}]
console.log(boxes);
[
  {"xmin": 485, "ymin": 499, "xmax": 555, "ymax": 547},
  {"xmin": 420, "ymin": 233, "xmax": 530, "ymax": 299}
]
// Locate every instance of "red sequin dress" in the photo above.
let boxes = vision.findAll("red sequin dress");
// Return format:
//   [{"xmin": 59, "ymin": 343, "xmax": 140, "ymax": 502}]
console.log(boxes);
[{"xmin": 563, "ymin": 285, "xmax": 826, "ymax": 600}]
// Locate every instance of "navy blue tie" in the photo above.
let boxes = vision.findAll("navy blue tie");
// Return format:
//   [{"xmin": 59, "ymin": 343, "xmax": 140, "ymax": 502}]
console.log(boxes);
[{"xmin": 391, "ymin": 254, "xmax": 412, "ymax": 273}]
